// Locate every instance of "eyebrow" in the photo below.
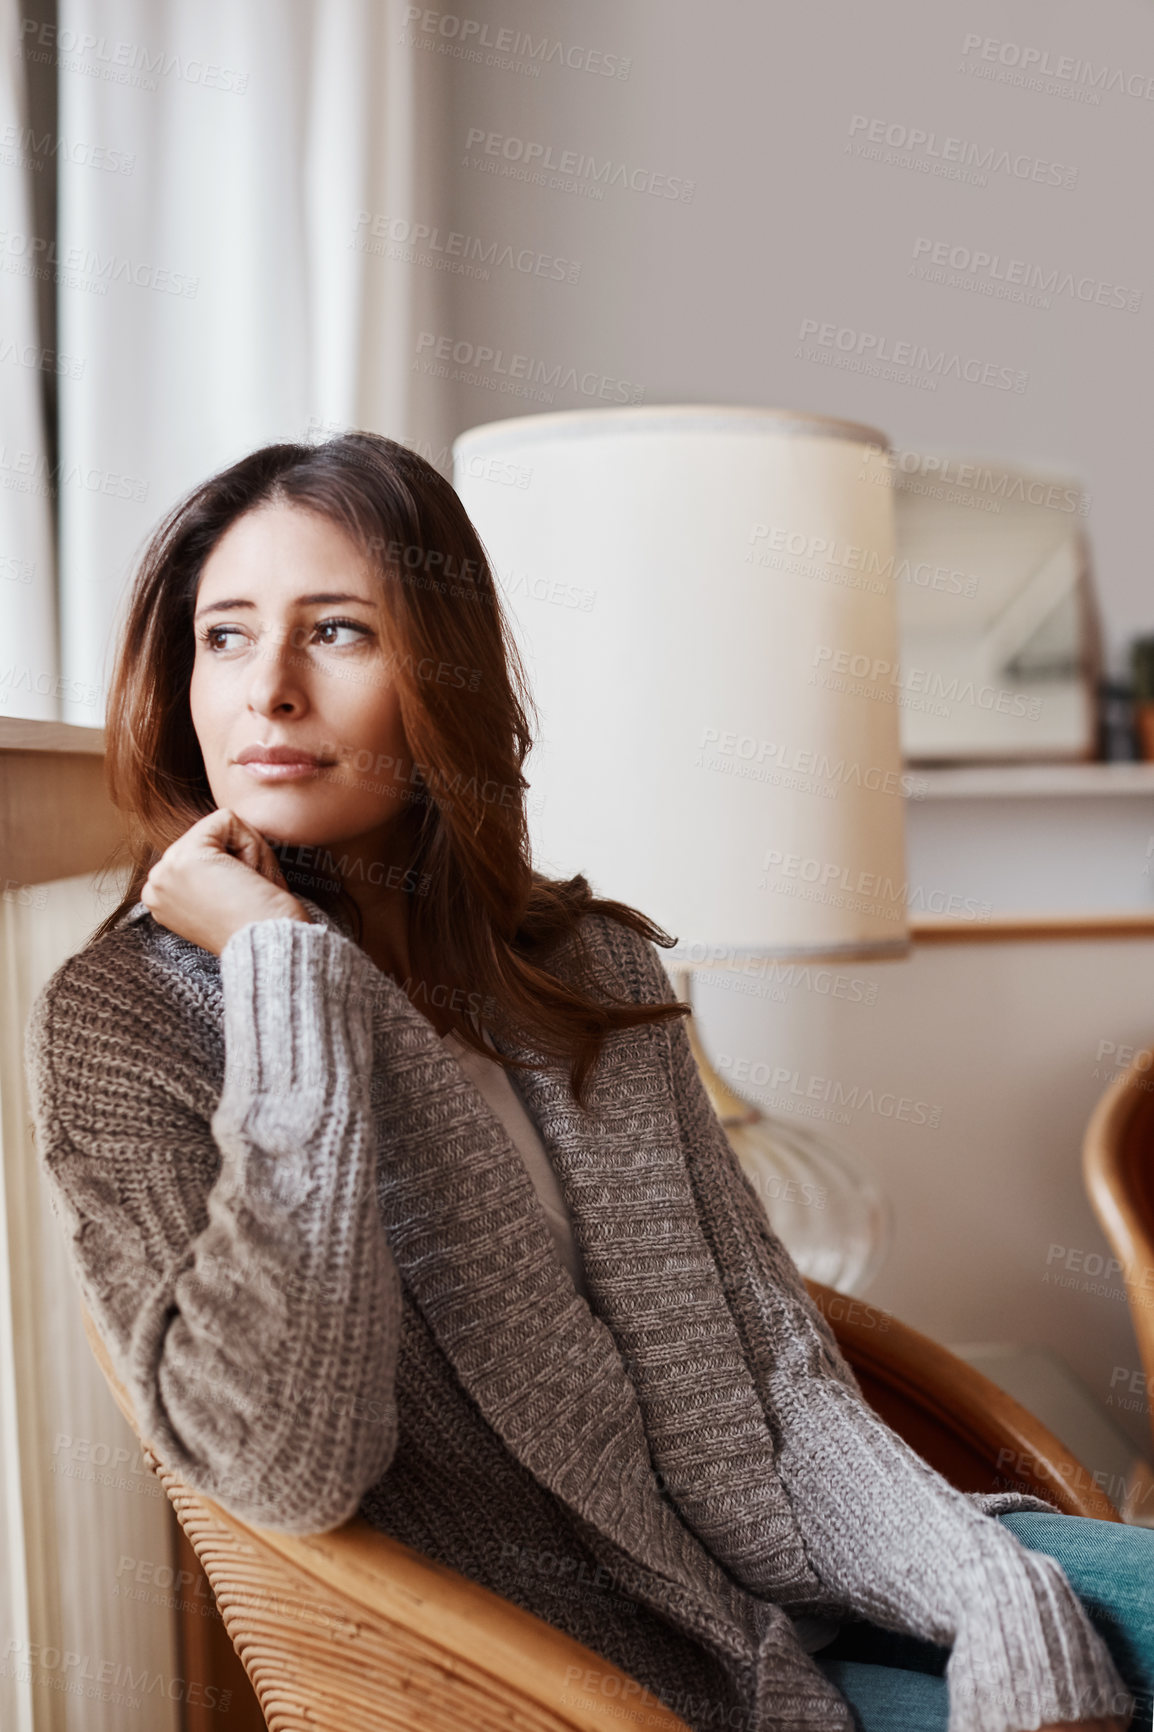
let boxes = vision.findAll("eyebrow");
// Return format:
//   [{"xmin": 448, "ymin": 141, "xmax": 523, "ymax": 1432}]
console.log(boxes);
[{"xmin": 193, "ymin": 592, "xmax": 377, "ymax": 622}]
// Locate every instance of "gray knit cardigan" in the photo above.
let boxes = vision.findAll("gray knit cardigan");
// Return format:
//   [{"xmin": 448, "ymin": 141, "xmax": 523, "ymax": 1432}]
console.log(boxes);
[{"xmin": 23, "ymin": 895, "xmax": 1133, "ymax": 1732}]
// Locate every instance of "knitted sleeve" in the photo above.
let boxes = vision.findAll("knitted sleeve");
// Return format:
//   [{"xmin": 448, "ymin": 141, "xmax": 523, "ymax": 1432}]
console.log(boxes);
[
  {"xmin": 628, "ymin": 931, "xmax": 1135, "ymax": 1732},
  {"xmin": 23, "ymin": 915, "xmax": 402, "ymax": 1534}
]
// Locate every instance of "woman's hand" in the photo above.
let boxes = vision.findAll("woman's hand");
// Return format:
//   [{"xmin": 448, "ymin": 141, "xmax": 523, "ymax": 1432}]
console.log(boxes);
[{"xmin": 140, "ymin": 808, "xmax": 310, "ymax": 956}]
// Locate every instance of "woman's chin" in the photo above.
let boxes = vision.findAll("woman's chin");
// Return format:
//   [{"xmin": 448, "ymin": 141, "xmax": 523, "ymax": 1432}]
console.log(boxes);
[{"xmin": 226, "ymin": 786, "xmax": 338, "ymax": 847}]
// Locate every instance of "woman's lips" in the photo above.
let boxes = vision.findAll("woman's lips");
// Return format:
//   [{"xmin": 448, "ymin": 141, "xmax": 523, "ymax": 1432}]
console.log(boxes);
[{"xmin": 238, "ymin": 760, "xmax": 331, "ymax": 782}]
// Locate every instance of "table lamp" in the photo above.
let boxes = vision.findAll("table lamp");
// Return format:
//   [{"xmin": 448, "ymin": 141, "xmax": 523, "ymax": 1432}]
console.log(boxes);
[{"xmin": 453, "ymin": 405, "xmax": 907, "ymax": 1294}]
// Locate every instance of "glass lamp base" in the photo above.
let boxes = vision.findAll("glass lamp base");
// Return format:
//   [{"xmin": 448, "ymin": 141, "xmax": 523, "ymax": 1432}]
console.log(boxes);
[{"xmin": 672, "ymin": 968, "xmax": 892, "ymax": 1296}]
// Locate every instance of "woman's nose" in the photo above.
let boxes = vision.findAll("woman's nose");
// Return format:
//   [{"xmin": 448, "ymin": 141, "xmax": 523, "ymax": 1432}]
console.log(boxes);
[{"xmin": 246, "ymin": 626, "xmax": 307, "ymax": 716}]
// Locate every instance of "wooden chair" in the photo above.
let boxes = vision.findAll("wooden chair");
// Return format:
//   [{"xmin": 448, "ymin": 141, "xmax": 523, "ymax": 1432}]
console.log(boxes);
[
  {"xmin": 80, "ymin": 1278, "xmax": 1118, "ymax": 1732},
  {"xmin": 1083, "ymin": 1042, "xmax": 1154, "ymax": 1459}
]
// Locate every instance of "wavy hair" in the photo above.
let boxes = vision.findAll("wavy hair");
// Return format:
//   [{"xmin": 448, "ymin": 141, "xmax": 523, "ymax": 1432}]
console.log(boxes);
[{"xmin": 90, "ymin": 431, "xmax": 689, "ymax": 1108}]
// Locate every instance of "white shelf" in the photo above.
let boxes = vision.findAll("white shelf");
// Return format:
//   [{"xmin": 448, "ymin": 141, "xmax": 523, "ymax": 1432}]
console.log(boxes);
[{"xmin": 908, "ymin": 762, "xmax": 1154, "ymax": 800}]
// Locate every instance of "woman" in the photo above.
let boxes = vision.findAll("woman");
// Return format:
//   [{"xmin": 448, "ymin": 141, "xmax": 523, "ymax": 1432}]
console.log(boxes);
[{"xmin": 23, "ymin": 432, "xmax": 1152, "ymax": 1732}]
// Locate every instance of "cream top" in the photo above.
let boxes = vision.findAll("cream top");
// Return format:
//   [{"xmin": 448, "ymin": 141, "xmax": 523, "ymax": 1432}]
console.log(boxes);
[{"xmin": 441, "ymin": 1026, "xmax": 591, "ymax": 1302}]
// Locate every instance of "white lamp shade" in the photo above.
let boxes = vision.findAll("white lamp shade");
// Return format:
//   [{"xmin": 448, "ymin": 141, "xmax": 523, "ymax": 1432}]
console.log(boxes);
[{"xmin": 453, "ymin": 406, "xmax": 910, "ymax": 961}]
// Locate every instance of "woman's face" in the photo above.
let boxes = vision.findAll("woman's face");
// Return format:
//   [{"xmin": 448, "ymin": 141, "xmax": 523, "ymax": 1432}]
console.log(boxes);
[{"xmin": 189, "ymin": 501, "xmax": 412, "ymax": 852}]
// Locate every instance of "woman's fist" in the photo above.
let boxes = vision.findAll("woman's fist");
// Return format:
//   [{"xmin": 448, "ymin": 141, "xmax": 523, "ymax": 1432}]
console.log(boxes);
[{"xmin": 140, "ymin": 809, "xmax": 309, "ymax": 956}]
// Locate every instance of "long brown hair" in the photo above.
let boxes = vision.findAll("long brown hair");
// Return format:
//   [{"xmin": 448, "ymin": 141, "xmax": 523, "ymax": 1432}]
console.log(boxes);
[{"xmin": 90, "ymin": 431, "xmax": 689, "ymax": 1109}]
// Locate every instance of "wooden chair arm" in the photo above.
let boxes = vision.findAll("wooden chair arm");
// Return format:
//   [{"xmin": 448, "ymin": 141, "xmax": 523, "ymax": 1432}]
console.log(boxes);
[
  {"xmin": 80, "ymin": 1307, "xmax": 693, "ymax": 1732},
  {"xmin": 804, "ymin": 1278, "xmax": 1121, "ymax": 1521}
]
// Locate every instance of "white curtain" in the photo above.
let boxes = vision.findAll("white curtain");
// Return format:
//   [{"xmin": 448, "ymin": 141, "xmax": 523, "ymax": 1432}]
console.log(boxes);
[
  {"xmin": 53, "ymin": 0, "xmax": 452, "ymax": 727},
  {"xmin": 0, "ymin": 0, "xmax": 58, "ymax": 724}
]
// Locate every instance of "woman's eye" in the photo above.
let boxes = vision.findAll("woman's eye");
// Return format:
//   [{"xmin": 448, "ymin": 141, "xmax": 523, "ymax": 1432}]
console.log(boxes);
[
  {"xmin": 313, "ymin": 617, "xmax": 370, "ymax": 647},
  {"xmin": 201, "ymin": 625, "xmax": 242, "ymax": 650},
  {"xmin": 200, "ymin": 618, "xmax": 370, "ymax": 652}
]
